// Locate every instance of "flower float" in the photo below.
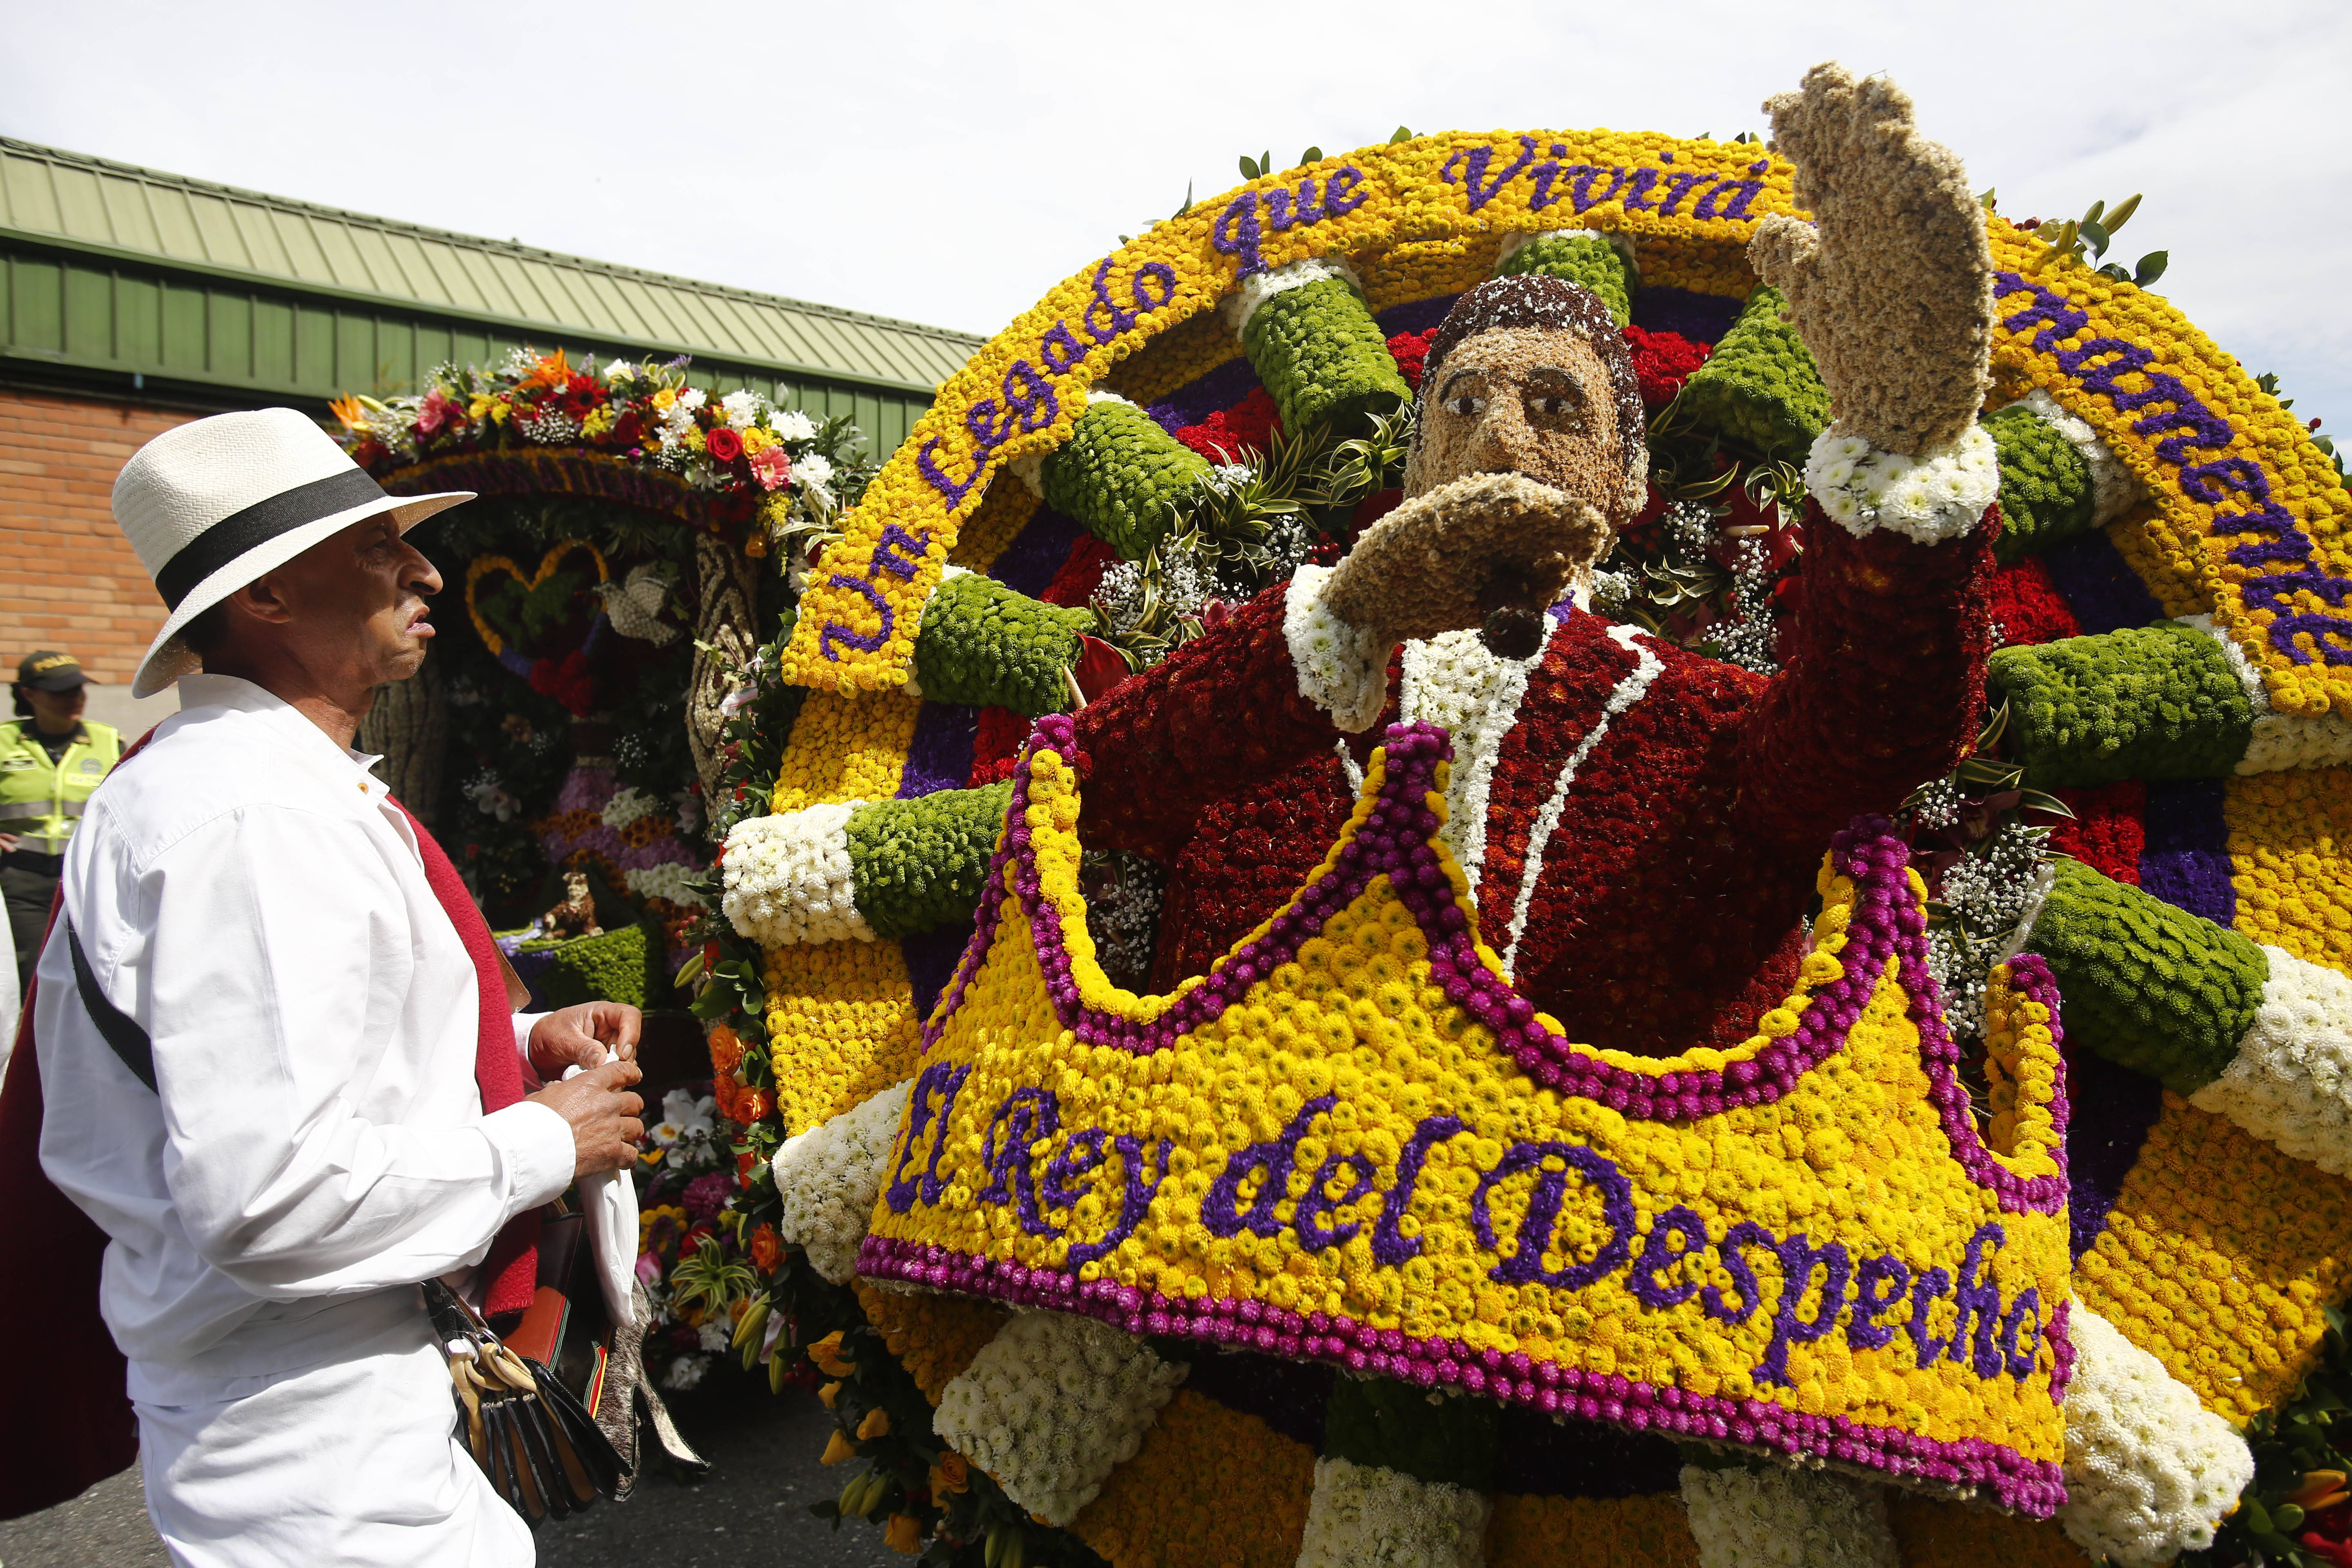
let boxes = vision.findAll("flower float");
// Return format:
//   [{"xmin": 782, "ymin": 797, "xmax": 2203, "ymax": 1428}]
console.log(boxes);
[{"xmin": 676, "ymin": 67, "xmax": 2352, "ymax": 1568}]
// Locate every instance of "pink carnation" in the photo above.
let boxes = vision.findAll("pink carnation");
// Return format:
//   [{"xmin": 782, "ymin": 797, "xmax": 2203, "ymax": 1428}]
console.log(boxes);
[
  {"xmin": 415, "ymin": 386, "xmax": 461, "ymax": 436},
  {"xmin": 750, "ymin": 444, "xmax": 791, "ymax": 491}
]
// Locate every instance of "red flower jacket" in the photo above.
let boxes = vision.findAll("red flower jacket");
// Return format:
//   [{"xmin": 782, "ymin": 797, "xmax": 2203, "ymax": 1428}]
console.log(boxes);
[{"xmin": 1072, "ymin": 506, "xmax": 1994, "ymax": 1056}]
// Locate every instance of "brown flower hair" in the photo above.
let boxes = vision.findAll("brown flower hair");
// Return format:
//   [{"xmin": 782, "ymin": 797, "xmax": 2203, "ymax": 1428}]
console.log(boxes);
[{"xmin": 1413, "ymin": 274, "xmax": 1648, "ymax": 502}]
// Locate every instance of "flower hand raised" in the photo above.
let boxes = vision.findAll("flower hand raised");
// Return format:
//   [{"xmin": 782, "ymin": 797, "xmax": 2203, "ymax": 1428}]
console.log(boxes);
[{"xmin": 1748, "ymin": 62, "xmax": 1996, "ymax": 457}]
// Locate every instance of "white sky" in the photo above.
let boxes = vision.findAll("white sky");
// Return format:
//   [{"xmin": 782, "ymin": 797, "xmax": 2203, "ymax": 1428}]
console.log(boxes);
[{"xmin": 6, "ymin": 1, "xmax": 2347, "ymax": 428}]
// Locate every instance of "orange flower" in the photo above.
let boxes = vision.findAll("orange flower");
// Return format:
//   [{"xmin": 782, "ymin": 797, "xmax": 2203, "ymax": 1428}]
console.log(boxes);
[
  {"xmin": 707, "ymin": 1024, "xmax": 743, "ymax": 1077},
  {"xmin": 884, "ymin": 1514, "xmax": 923, "ymax": 1555},
  {"xmin": 820, "ymin": 1429, "xmax": 856, "ymax": 1466},
  {"xmin": 516, "ymin": 347, "xmax": 571, "ymax": 393},
  {"xmin": 929, "ymin": 1452, "xmax": 969, "ymax": 1496},
  {"xmin": 856, "ymin": 1407, "xmax": 891, "ymax": 1441},
  {"xmin": 327, "ymin": 395, "xmax": 370, "ymax": 432},
  {"xmin": 809, "ymin": 1330, "xmax": 856, "ymax": 1379},
  {"xmin": 749, "ymin": 1223, "xmax": 781, "ymax": 1273}
]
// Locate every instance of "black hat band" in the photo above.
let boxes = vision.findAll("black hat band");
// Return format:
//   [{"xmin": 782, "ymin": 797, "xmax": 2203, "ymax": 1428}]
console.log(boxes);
[{"xmin": 155, "ymin": 468, "xmax": 392, "ymax": 611}]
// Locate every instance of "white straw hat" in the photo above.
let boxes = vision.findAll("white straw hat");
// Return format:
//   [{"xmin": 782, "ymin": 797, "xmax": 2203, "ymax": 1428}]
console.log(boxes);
[{"xmin": 112, "ymin": 409, "xmax": 473, "ymax": 697}]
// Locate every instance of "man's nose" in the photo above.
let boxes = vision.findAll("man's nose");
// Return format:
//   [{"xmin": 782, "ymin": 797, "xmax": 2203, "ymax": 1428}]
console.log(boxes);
[
  {"xmin": 1469, "ymin": 394, "xmax": 1539, "ymax": 469},
  {"xmin": 401, "ymin": 541, "xmax": 444, "ymax": 597}
]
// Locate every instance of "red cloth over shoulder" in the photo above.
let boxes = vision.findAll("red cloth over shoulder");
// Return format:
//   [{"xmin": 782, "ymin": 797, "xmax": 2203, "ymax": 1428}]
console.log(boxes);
[{"xmin": 0, "ymin": 728, "xmax": 540, "ymax": 1517}]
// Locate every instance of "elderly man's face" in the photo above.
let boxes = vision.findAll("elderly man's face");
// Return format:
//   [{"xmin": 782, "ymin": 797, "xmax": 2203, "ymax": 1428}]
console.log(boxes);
[
  {"xmin": 1408, "ymin": 327, "xmax": 1629, "ymax": 537},
  {"xmin": 264, "ymin": 514, "xmax": 444, "ymax": 688}
]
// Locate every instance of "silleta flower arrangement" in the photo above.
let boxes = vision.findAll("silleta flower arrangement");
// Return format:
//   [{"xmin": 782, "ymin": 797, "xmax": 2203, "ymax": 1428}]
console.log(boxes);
[
  {"xmin": 669, "ymin": 90, "xmax": 2352, "ymax": 1568},
  {"xmin": 332, "ymin": 346, "xmax": 873, "ymax": 561}
]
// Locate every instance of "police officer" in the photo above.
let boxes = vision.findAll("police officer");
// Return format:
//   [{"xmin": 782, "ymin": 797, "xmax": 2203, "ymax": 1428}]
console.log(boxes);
[{"xmin": 1, "ymin": 651, "xmax": 121, "ymax": 983}]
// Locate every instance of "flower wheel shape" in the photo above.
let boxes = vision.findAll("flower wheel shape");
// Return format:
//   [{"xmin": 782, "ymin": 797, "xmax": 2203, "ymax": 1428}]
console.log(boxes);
[{"xmin": 708, "ymin": 118, "xmax": 2351, "ymax": 1568}]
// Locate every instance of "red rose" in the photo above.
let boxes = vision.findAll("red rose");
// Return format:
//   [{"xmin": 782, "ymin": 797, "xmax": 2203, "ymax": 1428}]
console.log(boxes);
[{"xmin": 705, "ymin": 426, "xmax": 744, "ymax": 463}]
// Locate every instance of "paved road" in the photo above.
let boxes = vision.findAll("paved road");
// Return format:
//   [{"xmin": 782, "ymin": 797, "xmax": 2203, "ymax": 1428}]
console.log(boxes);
[{"xmin": 0, "ymin": 1375, "xmax": 899, "ymax": 1568}]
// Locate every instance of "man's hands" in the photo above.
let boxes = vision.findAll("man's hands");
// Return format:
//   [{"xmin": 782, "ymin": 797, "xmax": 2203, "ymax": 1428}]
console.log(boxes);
[
  {"xmin": 529, "ymin": 1058, "xmax": 644, "ymax": 1178},
  {"xmin": 528, "ymin": 1000, "xmax": 641, "ymax": 1079},
  {"xmin": 1324, "ymin": 472, "xmax": 1610, "ymax": 647},
  {"xmin": 525, "ymin": 1003, "xmax": 646, "ymax": 1178},
  {"xmin": 1748, "ymin": 62, "xmax": 1994, "ymax": 456}
]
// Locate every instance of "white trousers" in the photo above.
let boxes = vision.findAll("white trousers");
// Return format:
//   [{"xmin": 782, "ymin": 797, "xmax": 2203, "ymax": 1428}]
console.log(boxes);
[{"xmin": 135, "ymin": 1331, "xmax": 534, "ymax": 1568}]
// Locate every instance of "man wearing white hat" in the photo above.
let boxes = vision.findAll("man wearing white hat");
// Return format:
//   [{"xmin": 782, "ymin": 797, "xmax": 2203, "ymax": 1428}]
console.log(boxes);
[{"xmin": 0, "ymin": 408, "xmax": 649, "ymax": 1564}]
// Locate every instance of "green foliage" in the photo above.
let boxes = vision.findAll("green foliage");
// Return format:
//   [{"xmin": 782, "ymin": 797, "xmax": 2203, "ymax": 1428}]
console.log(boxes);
[
  {"xmin": 846, "ymin": 783, "xmax": 1015, "ymax": 940},
  {"xmin": 530, "ymin": 920, "xmax": 666, "ymax": 1010},
  {"xmin": 1982, "ymin": 402, "xmax": 2099, "ymax": 563},
  {"xmin": 1240, "ymin": 275, "xmax": 1413, "ymax": 442},
  {"xmin": 913, "ymin": 574, "xmax": 1094, "ymax": 718},
  {"xmin": 2027, "ymin": 194, "xmax": 2168, "ymax": 287},
  {"xmin": 1989, "ymin": 622, "xmax": 2254, "ymax": 789},
  {"xmin": 1040, "ymin": 399, "xmax": 1212, "ymax": 561},
  {"xmin": 1676, "ymin": 285, "xmax": 1830, "ymax": 465},
  {"xmin": 1321, "ymin": 1374, "xmax": 1499, "ymax": 1492},
  {"xmin": 1495, "ymin": 232, "xmax": 1635, "ymax": 327},
  {"xmin": 2023, "ymin": 860, "xmax": 2268, "ymax": 1094}
]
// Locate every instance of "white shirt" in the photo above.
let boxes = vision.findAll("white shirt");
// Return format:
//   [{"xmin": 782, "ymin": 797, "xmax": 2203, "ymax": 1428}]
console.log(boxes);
[{"xmin": 34, "ymin": 674, "xmax": 575, "ymax": 1405}]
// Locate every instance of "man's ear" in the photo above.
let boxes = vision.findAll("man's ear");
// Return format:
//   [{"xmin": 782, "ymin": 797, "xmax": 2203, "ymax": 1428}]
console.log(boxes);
[{"xmin": 222, "ymin": 573, "xmax": 296, "ymax": 628}]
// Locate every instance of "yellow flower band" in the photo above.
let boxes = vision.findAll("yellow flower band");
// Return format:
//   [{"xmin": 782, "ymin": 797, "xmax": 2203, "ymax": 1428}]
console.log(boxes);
[
  {"xmin": 859, "ymin": 717, "xmax": 2073, "ymax": 1513},
  {"xmin": 1985, "ymin": 223, "xmax": 2350, "ymax": 717},
  {"xmin": 778, "ymin": 129, "xmax": 1800, "ymax": 694}
]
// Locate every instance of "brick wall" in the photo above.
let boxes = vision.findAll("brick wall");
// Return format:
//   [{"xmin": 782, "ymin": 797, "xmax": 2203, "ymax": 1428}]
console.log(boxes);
[{"xmin": 0, "ymin": 387, "xmax": 193, "ymax": 693}]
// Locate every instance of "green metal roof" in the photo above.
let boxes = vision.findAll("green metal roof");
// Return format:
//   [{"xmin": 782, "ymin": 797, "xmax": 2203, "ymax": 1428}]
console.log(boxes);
[{"xmin": 0, "ymin": 138, "xmax": 976, "ymax": 450}]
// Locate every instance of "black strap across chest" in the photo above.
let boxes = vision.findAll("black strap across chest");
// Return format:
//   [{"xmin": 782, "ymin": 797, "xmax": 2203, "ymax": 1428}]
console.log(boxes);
[{"xmin": 66, "ymin": 920, "xmax": 155, "ymax": 1093}]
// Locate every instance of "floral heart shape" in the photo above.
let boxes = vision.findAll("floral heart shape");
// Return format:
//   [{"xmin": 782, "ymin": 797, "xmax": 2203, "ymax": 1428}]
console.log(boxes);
[{"xmin": 465, "ymin": 541, "xmax": 611, "ymax": 659}]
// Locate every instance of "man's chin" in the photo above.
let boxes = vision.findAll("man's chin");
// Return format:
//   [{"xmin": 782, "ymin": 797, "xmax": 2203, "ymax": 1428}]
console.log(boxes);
[{"xmin": 378, "ymin": 644, "xmax": 431, "ymax": 683}]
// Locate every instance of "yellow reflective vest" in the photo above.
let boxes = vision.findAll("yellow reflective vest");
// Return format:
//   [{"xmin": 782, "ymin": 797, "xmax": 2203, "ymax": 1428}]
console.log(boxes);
[{"xmin": 0, "ymin": 719, "xmax": 121, "ymax": 854}]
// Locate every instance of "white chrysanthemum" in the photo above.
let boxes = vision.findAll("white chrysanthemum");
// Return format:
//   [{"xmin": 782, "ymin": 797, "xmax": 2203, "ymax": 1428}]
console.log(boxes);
[
  {"xmin": 1223, "ymin": 256, "xmax": 1363, "ymax": 335},
  {"xmin": 2020, "ymin": 388, "xmax": 2144, "ymax": 526},
  {"xmin": 2177, "ymin": 614, "xmax": 2352, "ymax": 774},
  {"xmin": 1399, "ymin": 621, "xmax": 1553, "ymax": 901},
  {"xmin": 1805, "ymin": 424, "xmax": 1998, "ymax": 543},
  {"xmin": 720, "ymin": 803, "xmax": 875, "ymax": 945},
  {"xmin": 2056, "ymin": 1306, "xmax": 2254, "ymax": 1568},
  {"xmin": 1284, "ymin": 564, "xmax": 1390, "ymax": 733},
  {"xmin": 602, "ymin": 784, "xmax": 661, "ymax": 829},
  {"xmin": 794, "ymin": 451, "xmax": 835, "ymax": 489},
  {"xmin": 604, "ymin": 359, "xmax": 637, "ymax": 383},
  {"xmin": 934, "ymin": 1312, "xmax": 1187, "ymax": 1526},
  {"xmin": 624, "ymin": 862, "xmax": 704, "ymax": 908},
  {"xmin": 717, "ymin": 389, "xmax": 766, "ymax": 430},
  {"xmin": 771, "ymin": 1080, "xmax": 912, "ymax": 1282},
  {"xmin": 1296, "ymin": 1455, "xmax": 1490, "ymax": 1568},
  {"xmin": 2190, "ymin": 944, "xmax": 2352, "ymax": 1174},
  {"xmin": 1680, "ymin": 1463, "xmax": 1899, "ymax": 1568},
  {"xmin": 770, "ymin": 409, "xmax": 817, "ymax": 442}
]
